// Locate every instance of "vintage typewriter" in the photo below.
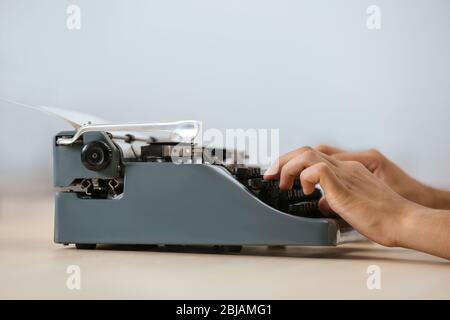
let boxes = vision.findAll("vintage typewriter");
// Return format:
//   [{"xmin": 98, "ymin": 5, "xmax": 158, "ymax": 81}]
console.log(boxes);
[
  {"xmin": 52, "ymin": 118, "xmax": 354, "ymax": 252},
  {"xmin": 0, "ymin": 99, "xmax": 355, "ymax": 253}
]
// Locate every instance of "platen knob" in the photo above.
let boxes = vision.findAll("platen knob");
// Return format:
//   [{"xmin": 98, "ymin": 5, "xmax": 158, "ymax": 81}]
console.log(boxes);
[{"xmin": 81, "ymin": 141, "xmax": 112, "ymax": 171}]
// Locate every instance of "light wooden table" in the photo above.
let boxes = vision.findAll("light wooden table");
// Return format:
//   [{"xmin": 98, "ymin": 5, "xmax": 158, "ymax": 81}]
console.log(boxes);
[{"xmin": 1, "ymin": 195, "xmax": 449, "ymax": 299}]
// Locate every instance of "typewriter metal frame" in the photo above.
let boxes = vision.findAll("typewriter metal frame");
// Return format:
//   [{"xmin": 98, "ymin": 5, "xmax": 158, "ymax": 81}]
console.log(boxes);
[{"xmin": 53, "ymin": 123, "xmax": 347, "ymax": 251}]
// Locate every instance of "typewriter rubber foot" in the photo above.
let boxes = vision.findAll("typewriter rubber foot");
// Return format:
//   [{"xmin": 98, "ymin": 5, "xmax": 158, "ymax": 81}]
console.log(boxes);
[
  {"xmin": 214, "ymin": 245, "xmax": 242, "ymax": 253},
  {"xmin": 75, "ymin": 244, "xmax": 97, "ymax": 250}
]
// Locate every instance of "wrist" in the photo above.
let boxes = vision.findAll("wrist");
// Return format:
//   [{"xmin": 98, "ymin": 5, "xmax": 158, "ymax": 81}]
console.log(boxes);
[
  {"xmin": 395, "ymin": 202, "xmax": 426, "ymax": 249},
  {"xmin": 412, "ymin": 183, "xmax": 436, "ymax": 208},
  {"xmin": 426, "ymin": 187, "xmax": 450, "ymax": 209}
]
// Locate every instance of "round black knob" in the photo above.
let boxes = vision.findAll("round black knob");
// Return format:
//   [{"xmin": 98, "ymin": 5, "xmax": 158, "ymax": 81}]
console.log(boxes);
[{"xmin": 81, "ymin": 141, "xmax": 112, "ymax": 171}]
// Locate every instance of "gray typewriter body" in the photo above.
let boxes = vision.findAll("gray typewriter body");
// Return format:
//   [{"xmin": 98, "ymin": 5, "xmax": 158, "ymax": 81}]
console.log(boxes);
[{"xmin": 53, "ymin": 129, "xmax": 347, "ymax": 251}]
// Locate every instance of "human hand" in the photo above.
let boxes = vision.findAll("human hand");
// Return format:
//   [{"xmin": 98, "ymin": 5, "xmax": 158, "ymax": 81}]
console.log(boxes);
[
  {"xmin": 263, "ymin": 147, "xmax": 420, "ymax": 247},
  {"xmin": 314, "ymin": 145, "xmax": 444, "ymax": 209}
]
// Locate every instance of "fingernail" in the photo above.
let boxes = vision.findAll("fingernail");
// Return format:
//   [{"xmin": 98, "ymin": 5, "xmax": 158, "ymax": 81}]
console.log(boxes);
[{"xmin": 264, "ymin": 166, "xmax": 277, "ymax": 176}]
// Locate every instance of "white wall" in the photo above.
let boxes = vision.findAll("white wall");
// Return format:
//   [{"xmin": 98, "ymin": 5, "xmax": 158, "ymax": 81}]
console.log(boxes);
[{"xmin": 1, "ymin": 0, "xmax": 450, "ymax": 195}]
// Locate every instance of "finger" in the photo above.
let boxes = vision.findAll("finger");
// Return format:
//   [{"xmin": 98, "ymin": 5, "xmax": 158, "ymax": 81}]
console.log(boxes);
[
  {"xmin": 279, "ymin": 150, "xmax": 333, "ymax": 190},
  {"xmin": 300, "ymin": 162, "xmax": 347, "ymax": 198},
  {"xmin": 331, "ymin": 150, "xmax": 380, "ymax": 172},
  {"xmin": 263, "ymin": 146, "xmax": 313, "ymax": 180},
  {"xmin": 318, "ymin": 197, "xmax": 333, "ymax": 213},
  {"xmin": 315, "ymin": 144, "xmax": 345, "ymax": 155}
]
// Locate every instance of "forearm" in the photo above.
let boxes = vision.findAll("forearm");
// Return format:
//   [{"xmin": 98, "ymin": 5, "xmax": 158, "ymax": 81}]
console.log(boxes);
[
  {"xmin": 404, "ymin": 180, "xmax": 450, "ymax": 210},
  {"xmin": 427, "ymin": 187, "xmax": 450, "ymax": 210},
  {"xmin": 398, "ymin": 174, "xmax": 450, "ymax": 209},
  {"xmin": 397, "ymin": 205, "xmax": 450, "ymax": 260}
]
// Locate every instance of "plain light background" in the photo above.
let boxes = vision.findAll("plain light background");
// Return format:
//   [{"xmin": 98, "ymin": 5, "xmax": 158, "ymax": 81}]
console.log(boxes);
[{"xmin": 1, "ymin": 0, "xmax": 450, "ymax": 196}]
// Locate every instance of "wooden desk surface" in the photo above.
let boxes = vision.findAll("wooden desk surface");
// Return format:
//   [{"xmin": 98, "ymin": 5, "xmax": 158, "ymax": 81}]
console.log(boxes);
[{"xmin": 1, "ymin": 195, "xmax": 449, "ymax": 299}]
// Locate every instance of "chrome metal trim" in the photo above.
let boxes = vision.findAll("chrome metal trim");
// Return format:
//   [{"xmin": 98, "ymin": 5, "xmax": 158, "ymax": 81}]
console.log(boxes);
[{"xmin": 56, "ymin": 120, "xmax": 201, "ymax": 145}]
